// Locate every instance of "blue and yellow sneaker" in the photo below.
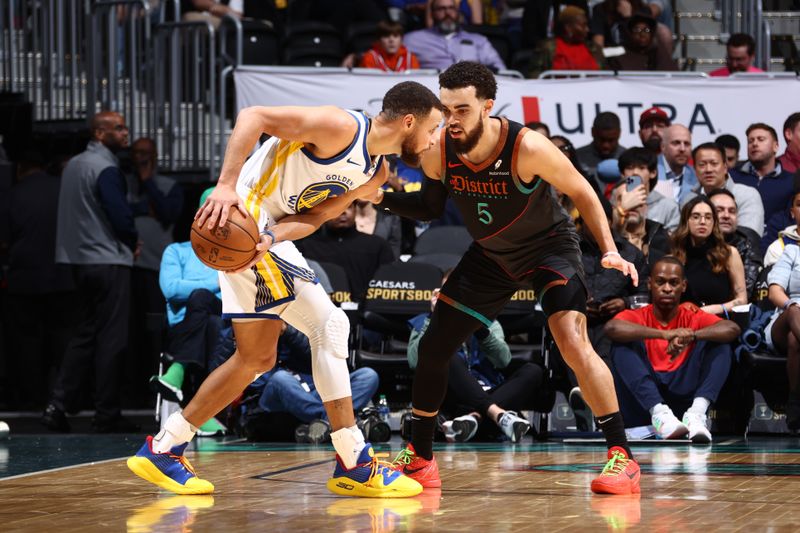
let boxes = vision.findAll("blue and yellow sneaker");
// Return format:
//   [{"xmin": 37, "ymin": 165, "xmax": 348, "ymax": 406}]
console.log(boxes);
[
  {"xmin": 326, "ymin": 444, "xmax": 423, "ymax": 498},
  {"xmin": 127, "ymin": 436, "xmax": 215, "ymax": 495}
]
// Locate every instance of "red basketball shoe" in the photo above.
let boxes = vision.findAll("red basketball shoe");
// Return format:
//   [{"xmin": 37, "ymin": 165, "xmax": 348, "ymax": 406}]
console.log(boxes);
[
  {"xmin": 590, "ymin": 446, "xmax": 641, "ymax": 495},
  {"xmin": 391, "ymin": 444, "xmax": 441, "ymax": 488}
]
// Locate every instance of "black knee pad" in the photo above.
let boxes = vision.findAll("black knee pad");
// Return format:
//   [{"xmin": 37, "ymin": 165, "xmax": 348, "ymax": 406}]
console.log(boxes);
[{"xmin": 539, "ymin": 274, "xmax": 587, "ymax": 316}]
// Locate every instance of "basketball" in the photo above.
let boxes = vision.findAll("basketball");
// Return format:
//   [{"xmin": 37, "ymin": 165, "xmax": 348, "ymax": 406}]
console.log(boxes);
[{"xmin": 190, "ymin": 208, "xmax": 259, "ymax": 271}]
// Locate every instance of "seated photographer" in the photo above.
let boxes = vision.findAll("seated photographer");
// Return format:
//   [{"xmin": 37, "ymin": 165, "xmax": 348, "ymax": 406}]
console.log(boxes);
[
  {"xmin": 258, "ymin": 321, "xmax": 379, "ymax": 441},
  {"xmin": 407, "ymin": 274, "xmax": 543, "ymax": 443},
  {"xmin": 605, "ymin": 256, "xmax": 740, "ymax": 443}
]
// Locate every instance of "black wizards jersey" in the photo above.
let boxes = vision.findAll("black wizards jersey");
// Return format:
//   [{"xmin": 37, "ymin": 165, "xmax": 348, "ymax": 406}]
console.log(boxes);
[{"xmin": 441, "ymin": 117, "xmax": 579, "ymax": 278}]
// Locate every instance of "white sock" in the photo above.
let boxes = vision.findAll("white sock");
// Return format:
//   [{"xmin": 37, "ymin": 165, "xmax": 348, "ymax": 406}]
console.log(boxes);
[
  {"xmin": 330, "ymin": 425, "xmax": 366, "ymax": 470},
  {"xmin": 687, "ymin": 397, "xmax": 711, "ymax": 415},
  {"xmin": 152, "ymin": 412, "xmax": 198, "ymax": 454},
  {"xmin": 649, "ymin": 403, "xmax": 670, "ymax": 416}
]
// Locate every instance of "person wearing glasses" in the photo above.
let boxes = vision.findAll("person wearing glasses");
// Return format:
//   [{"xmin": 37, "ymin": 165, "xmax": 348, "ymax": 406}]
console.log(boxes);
[
  {"xmin": 607, "ymin": 14, "xmax": 676, "ymax": 71},
  {"xmin": 670, "ymin": 196, "xmax": 748, "ymax": 316}
]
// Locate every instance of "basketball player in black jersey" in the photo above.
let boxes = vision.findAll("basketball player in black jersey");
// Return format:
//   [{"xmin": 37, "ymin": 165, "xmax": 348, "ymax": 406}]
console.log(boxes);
[{"xmin": 373, "ymin": 62, "xmax": 641, "ymax": 495}]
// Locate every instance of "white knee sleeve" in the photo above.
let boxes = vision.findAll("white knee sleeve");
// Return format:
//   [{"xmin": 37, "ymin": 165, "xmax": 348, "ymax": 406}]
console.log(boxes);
[{"xmin": 281, "ymin": 281, "xmax": 352, "ymax": 402}]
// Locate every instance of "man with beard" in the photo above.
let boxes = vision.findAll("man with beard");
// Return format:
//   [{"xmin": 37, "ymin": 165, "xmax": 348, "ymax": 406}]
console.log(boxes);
[
  {"xmin": 639, "ymin": 106, "xmax": 670, "ymax": 155},
  {"xmin": 576, "ymin": 111, "xmax": 626, "ymax": 190},
  {"xmin": 372, "ymin": 62, "xmax": 643, "ymax": 495},
  {"xmin": 730, "ymin": 123, "xmax": 795, "ymax": 227},
  {"xmin": 127, "ymin": 82, "xmax": 442, "ymax": 498},
  {"xmin": 655, "ymin": 124, "xmax": 698, "ymax": 205},
  {"xmin": 404, "ymin": 0, "xmax": 506, "ymax": 71}
]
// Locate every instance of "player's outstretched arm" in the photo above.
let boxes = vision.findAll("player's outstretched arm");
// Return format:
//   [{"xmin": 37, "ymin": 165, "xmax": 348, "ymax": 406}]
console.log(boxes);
[
  {"xmin": 517, "ymin": 131, "xmax": 638, "ymax": 286},
  {"xmin": 196, "ymin": 105, "xmax": 357, "ymax": 230}
]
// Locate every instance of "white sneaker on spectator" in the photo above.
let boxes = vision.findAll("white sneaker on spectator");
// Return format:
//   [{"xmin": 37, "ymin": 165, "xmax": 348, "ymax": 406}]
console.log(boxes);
[
  {"xmin": 682, "ymin": 411, "xmax": 712, "ymax": 443},
  {"xmin": 498, "ymin": 411, "xmax": 531, "ymax": 443},
  {"xmin": 651, "ymin": 406, "xmax": 689, "ymax": 440}
]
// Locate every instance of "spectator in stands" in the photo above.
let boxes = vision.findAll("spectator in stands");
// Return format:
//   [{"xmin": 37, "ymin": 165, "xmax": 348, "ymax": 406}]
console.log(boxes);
[
  {"xmin": 614, "ymin": 146, "xmax": 680, "ymax": 231},
  {"xmin": 529, "ymin": 6, "xmax": 605, "ymax": 78},
  {"xmin": 581, "ymin": 197, "xmax": 649, "ymax": 359},
  {"xmin": 715, "ymin": 134, "xmax": 743, "ymax": 171},
  {"xmin": 424, "ymin": 0, "xmax": 484, "ymax": 26},
  {"xmin": 126, "ymin": 138, "xmax": 184, "ymax": 402},
  {"xmin": 576, "ymin": 112, "xmax": 626, "ymax": 190},
  {"xmin": 4, "ymin": 151, "xmax": 76, "ymax": 409},
  {"xmin": 763, "ymin": 205, "xmax": 800, "ymax": 429},
  {"xmin": 610, "ymin": 180, "xmax": 671, "ymax": 265},
  {"xmin": 297, "ymin": 202, "xmax": 394, "ymax": 301},
  {"xmin": 404, "ymin": 0, "xmax": 506, "ymax": 71},
  {"xmin": 356, "ymin": 20, "xmax": 420, "ymax": 71},
  {"xmin": 779, "ymin": 112, "xmax": 800, "ymax": 174},
  {"xmin": 639, "ymin": 106, "xmax": 670, "ymax": 155},
  {"xmin": 520, "ymin": 0, "xmax": 590, "ymax": 48},
  {"xmin": 259, "ymin": 321, "xmax": 379, "ymax": 429},
  {"xmin": 709, "ymin": 33, "xmax": 764, "ymax": 77},
  {"xmin": 590, "ymin": 0, "xmax": 673, "ymax": 55},
  {"xmin": 730, "ymin": 123, "xmax": 795, "ymax": 228},
  {"xmin": 407, "ymin": 273, "xmax": 540, "ymax": 442},
  {"xmin": 605, "ymin": 256, "xmax": 740, "ymax": 442},
  {"xmin": 181, "ymin": 0, "xmax": 242, "ymax": 28},
  {"xmin": 685, "ymin": 142, "xmax": 764, "ymax": 238},
  {"xmin": 550, "ymin": 135, "xmax": 601, "ymax": 219},
  {"xmin": 526, "ymin": 121, "xmax": 550, "ymax": 137},
  {"xmin": 655, "ymin": 124, "xmax": 697, "ymax": 205},
  {"xmin": 354, "ymin": 199, "xmax": 402, "ymax": 258},
  {"xmin": 764, "ymin": 190, "xmax": 800, "ymax": 268},
  {"xmin": 607, "ymin": 13, "xmax": 677, "ymax": 72},
  {"xmin": 671, "ymin": 196, "xmax": 748, "ymax": 315},
  {"xmin": 43, "ymin": 111, "xmax": 139, "ymax": 433},
  {"xmin": 707, "ymin": 189, "xmax": 763, "ymax": 298},
  {"xmin": 149, "ymin": 187, "xmax": 222, "ymax": 404}
]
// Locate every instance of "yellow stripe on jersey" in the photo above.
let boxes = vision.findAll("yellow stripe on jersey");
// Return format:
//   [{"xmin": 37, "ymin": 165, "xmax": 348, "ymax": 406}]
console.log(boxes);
[{"xmin": 244, "ymin": 140, "xmax": 304, "ymax": 220}]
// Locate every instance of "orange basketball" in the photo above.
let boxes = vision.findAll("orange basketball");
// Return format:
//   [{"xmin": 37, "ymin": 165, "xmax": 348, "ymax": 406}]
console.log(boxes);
[{"xmin": 191, "ymin": 208, "xmax": 259, "ymax": 271}]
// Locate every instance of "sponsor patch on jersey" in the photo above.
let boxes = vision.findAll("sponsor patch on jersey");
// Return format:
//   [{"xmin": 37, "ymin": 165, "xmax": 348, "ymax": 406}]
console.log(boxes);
[{"xmin": 290, "ymin": 182, "xmax": 350, "ymax": 213}]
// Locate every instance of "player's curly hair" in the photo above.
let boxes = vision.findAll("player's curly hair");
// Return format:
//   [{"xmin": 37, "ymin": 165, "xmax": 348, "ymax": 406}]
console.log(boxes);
[
  {"xmin": 381, "ymin": 81, "xmax": 442, "ymax": 120},
  {"xmin": 439, "ymin": 61, "xmax": 497, "ymax": 100}
]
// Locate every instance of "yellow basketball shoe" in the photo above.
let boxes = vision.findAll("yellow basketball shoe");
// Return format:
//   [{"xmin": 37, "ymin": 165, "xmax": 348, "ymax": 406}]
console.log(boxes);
[
  {"xmin": 327, "ymin": 444, "xmax": 423, "ymax": 498},
  {"xmin": 127, "ymin": 436, "xmax": 214, "ymax": 495}
]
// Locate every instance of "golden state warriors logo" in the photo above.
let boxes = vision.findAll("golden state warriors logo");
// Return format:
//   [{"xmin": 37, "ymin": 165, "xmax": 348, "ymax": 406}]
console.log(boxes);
[{"xmin": 293, "ymin": 182, "xmax": 349, "ymax": 213}]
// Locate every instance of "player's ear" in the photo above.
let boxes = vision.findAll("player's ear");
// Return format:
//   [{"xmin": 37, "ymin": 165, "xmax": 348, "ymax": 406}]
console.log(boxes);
[
  {"xmin": 483, "ymin": 99, "xmax": 494, "ymax": 116},
  {"xmin": 403, "ymin": 113, "xmax": 415, "ymax": 131}
]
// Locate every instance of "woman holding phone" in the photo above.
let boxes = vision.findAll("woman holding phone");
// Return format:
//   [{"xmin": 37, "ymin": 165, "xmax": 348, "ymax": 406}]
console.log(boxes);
[{"xmin": 671, "ymin": 196, "xmax": 748, "ymax": 315}]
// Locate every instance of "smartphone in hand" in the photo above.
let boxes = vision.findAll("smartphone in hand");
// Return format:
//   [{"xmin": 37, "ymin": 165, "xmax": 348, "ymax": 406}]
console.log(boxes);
[{"xmin": 625, "ymin": 175, "xmax": 643, "ymax": 192}]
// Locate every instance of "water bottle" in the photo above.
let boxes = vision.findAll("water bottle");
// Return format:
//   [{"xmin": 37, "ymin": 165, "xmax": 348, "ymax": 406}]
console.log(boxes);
[{"xmin": 377, "ymin": 395, "xmax": 390, "ymax": 425}]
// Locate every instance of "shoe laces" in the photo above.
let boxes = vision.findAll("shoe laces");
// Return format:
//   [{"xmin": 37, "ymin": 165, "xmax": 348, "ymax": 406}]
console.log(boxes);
[
  {"xmin": 169, "ymin": 453, "xmax": 197, "ymax": 476},
  {"xmin": 599, "ymin": 450, "xmax": 630, "ymax": 477},
  {"xmin": 365, "ymin": 452, "xmax": 395, "ymax": 483},
  {"xmin": 391, "ymin": 447, "xmax": 416, "ymax": 466}
]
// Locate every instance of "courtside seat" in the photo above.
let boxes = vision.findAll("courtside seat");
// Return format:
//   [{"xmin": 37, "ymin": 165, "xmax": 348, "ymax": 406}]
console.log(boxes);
[
  {"xmin": 283, "ymin": 47, "xmax": 342, "ymax": 67},
  {"xmin": 355, "ymin": 261, "xmax": 442, "ymax": 403},
  {"xmin": 413, "ymin": 226, "xmax": 472, "ymax": 256},
  {"xmin": 283, "ymin": 21, "xmax": 343, "ymax": 56},
  {"xmin": 346, "ymin": 21, "xmax": 378, "ymax": 55}
]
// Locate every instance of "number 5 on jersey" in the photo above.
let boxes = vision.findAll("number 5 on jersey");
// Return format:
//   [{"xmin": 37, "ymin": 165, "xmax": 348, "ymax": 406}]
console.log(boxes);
[{"xmin": 477, "ymin": 202, "xmax": 493, "ymax": 225}]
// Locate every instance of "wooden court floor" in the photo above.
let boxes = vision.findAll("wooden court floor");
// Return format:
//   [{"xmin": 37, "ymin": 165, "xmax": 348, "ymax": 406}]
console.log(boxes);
[{"xmin": 2, "ymin": 436, "xmax": 800, "ymax": 532}]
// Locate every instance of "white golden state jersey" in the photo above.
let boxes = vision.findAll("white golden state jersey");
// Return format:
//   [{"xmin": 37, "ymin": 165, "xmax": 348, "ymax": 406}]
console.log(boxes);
[{"xmin": 236, "ymin": 110, "xmax": 384, "ymax": 231}]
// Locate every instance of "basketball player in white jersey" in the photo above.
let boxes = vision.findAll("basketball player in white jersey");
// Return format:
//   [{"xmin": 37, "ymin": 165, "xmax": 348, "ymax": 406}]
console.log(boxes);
[{"xmin": 127, "ymin": 82, "xmax": 443, "ymax": 498}]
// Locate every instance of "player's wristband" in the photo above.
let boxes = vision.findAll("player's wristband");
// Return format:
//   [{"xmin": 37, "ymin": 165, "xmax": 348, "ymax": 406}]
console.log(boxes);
[
  {"xmin": 602, "ymin": 251, "xmax": 621, "ymax": 261},
  {"xmin": 784, "ymin": 300, "xmax": 797, "ymax": 311},
  {"xmin": 260, "ymin": 228, "xmax": 276, "ymax": 246}
]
